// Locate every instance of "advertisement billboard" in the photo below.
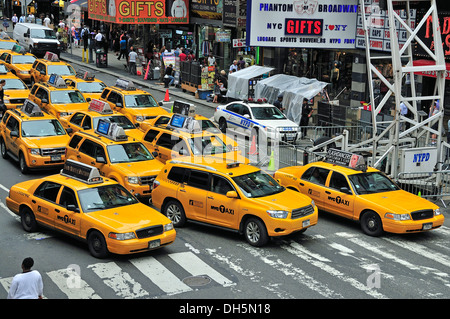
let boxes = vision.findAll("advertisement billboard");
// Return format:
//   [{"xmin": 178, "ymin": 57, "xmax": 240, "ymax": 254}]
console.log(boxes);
[
  {"xmin": 88, "ymin": 0, "xmax": 189, "ymax": 24},
  {"xmin": 247, "ymin": 0, "xmax": 358, "ymax": 48}
]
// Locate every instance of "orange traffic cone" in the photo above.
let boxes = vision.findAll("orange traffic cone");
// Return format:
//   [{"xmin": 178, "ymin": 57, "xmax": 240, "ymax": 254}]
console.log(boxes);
[
  {"xmin": 248, "ymin": 135, "xmax": 258, "ymax": 155},
  {"xmin": 164, "ymin": 89, "xmax": 170, "ymax": 102}
]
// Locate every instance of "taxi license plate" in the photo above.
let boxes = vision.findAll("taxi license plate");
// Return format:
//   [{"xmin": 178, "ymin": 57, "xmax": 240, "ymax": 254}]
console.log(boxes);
[
  {"xmin": 148, "ymin": 239, "xmax": 160, "ymax": 249},
  {"xmin": 422, "ymin": 222, "xmax": 432, "ymax": 230},
  {"xmin": 302, "ymin": 219, "xmax": 310, "ymax": 228},
  {"xmin": 51, "ymin": 155, "xmax": 61, "ymax": 161}
]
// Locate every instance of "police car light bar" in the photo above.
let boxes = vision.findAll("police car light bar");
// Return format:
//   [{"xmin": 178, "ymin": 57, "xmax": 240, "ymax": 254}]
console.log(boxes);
[
  {"xmin": 89, "ymin": 99, "xmax": 113, "ymax": 114},
  {"xmin": 95, "ymin": 118, "xmax": 128, "ymax": 141},
  {"xmin": 21, "ymin": 99, "xmax": 44, "ymax": 117},
  {"xmin": 61, "ymin": 159, "xmax": 104, "ymax": 184},
  {"xmin": 325, "ymin": 149, "xmax": 367, "ymax": 172},
  {"xmin": 76, "ymin": 69, "xmax": 95, "ymax": 81},
  {"xmin": 114, "ymin": 78, "xmax": 136, "ymax": 91},
  {"xmin": 48, "ymin": 74, "xmax": 67, "ymax": 88},
  {"xmin": 43, "ymin": 51, "xmax": 60, "ymax": 62}
]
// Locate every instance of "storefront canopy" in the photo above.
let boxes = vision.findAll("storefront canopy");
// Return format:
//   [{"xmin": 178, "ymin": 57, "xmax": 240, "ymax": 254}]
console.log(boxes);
[
  {"xmin": 226, "ymin": 65, "xmax": 275, "ymax": 100},
  {"xmin": 255, "ymin": 74, "xmax": 328, "ymax": 124},
  {"xmin": 413, "ymin": 59, "xmax": 450, "ymax": 80}
]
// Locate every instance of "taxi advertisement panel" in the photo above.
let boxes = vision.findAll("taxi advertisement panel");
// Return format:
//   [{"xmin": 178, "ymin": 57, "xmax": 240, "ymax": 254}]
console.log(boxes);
[{"xmin": 88, "ymin": 0, "xmax": 189, "ymax": 24}]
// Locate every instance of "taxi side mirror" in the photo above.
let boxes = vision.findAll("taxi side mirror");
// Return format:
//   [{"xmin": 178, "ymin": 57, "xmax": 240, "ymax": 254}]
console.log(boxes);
[
  {"xmin": 10, "ymin": 131, "xmax": 19, "ymax": 138},
  {"xmin": 115, "ymin": 102, "xmax": 123, "ymax": 108},
  {"xmin": 41, "ymin": 98, "xmax": 48, "ymax": 104},
  {"xmin": 340, "ymin": 187, "xmax": 352, "ymax": 195},
  {"xmin": 96, "ymin": 156, "xmax": 106, "ymax": 164},
  {"xmin": 86, "ymin": 98, "xmax": 91, "ymax": 102},
  {"xmin": 65, "ymin": 127, "xmax": 73, "ymax": 134},
  {"xmin": 152, "ymin": 151, "xmax": 158, "ymax": 157},
  {"xmin": 66, "ymin": 204, "xmax": 80, "ymax": 213},
  {"xmin": 226, "ymin": 190, "xmax": 238, "ymax": 198}
]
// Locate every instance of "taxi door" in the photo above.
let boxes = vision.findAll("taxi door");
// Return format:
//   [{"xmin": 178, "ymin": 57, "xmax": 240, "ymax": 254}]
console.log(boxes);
[
  {"xmin": 4, "ymin": 115, "xmax": 20, "ymax": 158},
  {"xmin": 77, "ymin": 139, "xmax": 107, "ymax": 174},
  {"xmin": 32, "ymin": 181, "xmax": 63, "ymax": 228},
  {"xmin": 55, "ymin": 186, "xmax": 82, "ymax": 236},
  {"xmin": 177, "ymin": 169, "xmax": 208, "ymax": 221},
  {"xmin": 206, "ymin": 174, "xmax": 239, "ymax": 228},
  {"xmin": 298, "ymin": 166, "xmax": 331, "ymax": 207},
  {"xmin": 325, "ymin": 171, "xmax": 355, "ymax": 218}
]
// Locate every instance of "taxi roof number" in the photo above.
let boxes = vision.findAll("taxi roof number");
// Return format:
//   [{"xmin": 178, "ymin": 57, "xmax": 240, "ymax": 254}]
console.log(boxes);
[{"xmin": 60, "ymin": 159, "xmax": 104, "ymax": 184}]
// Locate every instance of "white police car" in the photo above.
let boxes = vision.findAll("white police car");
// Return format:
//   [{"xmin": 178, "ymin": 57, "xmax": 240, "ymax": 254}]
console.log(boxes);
[{"xmin": 214, "ymin": 99, "xmax": 300, "ymax": 144}]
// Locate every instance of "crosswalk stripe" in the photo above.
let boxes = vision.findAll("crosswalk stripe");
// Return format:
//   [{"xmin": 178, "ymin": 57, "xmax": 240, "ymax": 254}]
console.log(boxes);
[
  {"xmin": 47, "ymin": 267, "xmax": 101, "ymax": 299},
  {"xmin": 88, "ymin": 262, "xmax": 149, "ymax": 298},
  {"xmin": 130, "ymin": 256, "xmax": 193, "ymax": 295},
  {"xmin": 169, "ymin": 252, "xmax": 234, "ymax": 287}
]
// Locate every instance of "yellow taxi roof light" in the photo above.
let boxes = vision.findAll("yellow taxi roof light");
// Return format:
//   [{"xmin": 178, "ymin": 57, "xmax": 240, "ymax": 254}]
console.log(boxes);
[
  {"xmin": 76, "ymin": 69, "xmax": 95, "ymax": 81},
  {"xmin": 115, "ymin": 78, "xmax": 136, "ymax": 91},
  {"xmin": 226, "ymin": 162, "xmax": 241, "ymax": 169},
  {"xmin": 173, "ymin": 100, "xmax": 196, "ymax": 116},
  {"xmin": 48, "ymin": 74, "xmax": 67, "ymax": 88},
  {"xmin": 95, "ymin": 118, "xmax": 128, "ymax": 141},
  {"xmin": 43, "ymin": 51, "xmax": 60, "ymax": 62},
  {"xmin": 60, "ymin": 159, "xmax": 104, "ymax": 184},
  {"xmin": 21, "ymin": 99, "xmax": 44, "ymax": 117},
  {"xmin": 325, "ymin": 148, "xmax": 367, "ymax": 171},
  {"xmin": 89, "ymin": 99, "xmax": 113, "ymax": 114},
  {"xmin": 168, "ymin": 113, "xmax": 201, "ymax": 133}
]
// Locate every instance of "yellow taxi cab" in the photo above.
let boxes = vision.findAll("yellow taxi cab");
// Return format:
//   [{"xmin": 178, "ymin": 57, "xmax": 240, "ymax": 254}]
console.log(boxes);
[
  {"xmin": 151, "ymin": 158, "xmax": 318, "ymax": 246},
  {"xmin": 274, "ymin": 149, "xmax": 445, "ymax": 236},
  {"xmin": 28, "ymin": 74, "xmax": 89, "ymax": 120},
  {"xmin": 0, "ymin": 99, "xmax": 70, "ymax": 173},
  {"xmin": 64, "ymin": 70, "xmax": 107, "ymax": 100},
  {"xmin": 0, "ymin": 63, "xmax": 30, "ymax": 110},
  {"xmin": 99, "ymin": 78, "xmax": 168, "ymax": 124},
  {"xmin": 29, "ymin": 51, "xmax": 76, "ymax": 85},
  {"xmin": 5, "ymin": 159, "xmax": 176, "ymax": 258},
  {"xmin": 59, "ymin": 99, "xmax": 142, "ymax": 140},
  {"xmin": 0, "ymin": 45, "xmax": 36, "ymax": 83},
  {"xmin": 0, "ymin": 33, "xmax": 18, "ymax": 55},
  {"xmin": 138, "ymin": 110, "xmax": 246, "ymax": 165},
  {"xmin": 65, "ymin": 118, "xmax": 165, "ymax": 201}
]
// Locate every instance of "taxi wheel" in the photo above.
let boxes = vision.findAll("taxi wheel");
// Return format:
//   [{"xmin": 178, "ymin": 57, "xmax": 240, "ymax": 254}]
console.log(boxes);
[
  {"xmin": 21, "ymin": 207, "xmax": 38, "ymax": 232},
  {"xmin": 361, "ymin": 211, "xmax": 384, "ymax": 237},
  {"xmin": 19, "ymin": 153, "xmax": 29, "ymax": 174},
  {"xmin": 164, "ymin": 200, "xmax": 186, "ymax": 227},
  {"xmin": 244, "ymin": 218, "xmax": 269, "ymax": 247},
  {"xmin": 0, "ymin": 138, "xmax": 8, "ymax": 159},
  {"xmin": 88, "ymin": 230, "xmax": 109, "ymax": 259}
]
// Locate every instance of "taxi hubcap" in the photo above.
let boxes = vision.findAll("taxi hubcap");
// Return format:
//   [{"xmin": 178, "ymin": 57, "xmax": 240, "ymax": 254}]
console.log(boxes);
[
  {"xmin": 167, "ymin": 205, "xmax": 181, "ymax": 223},
  {"xmin": 246, "ymin": 222, "xmax": 260, "ymax": 243}
]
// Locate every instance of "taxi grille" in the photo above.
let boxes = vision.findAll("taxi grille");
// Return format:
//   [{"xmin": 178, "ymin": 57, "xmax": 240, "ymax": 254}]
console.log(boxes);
[
  {"xmin": 139, "ymin": 175, "xmax": 156, "ymax": 185},
  {"xmin": 136, "ymin": 225, "xmax": 163, "ymax": 239},
  {"xmin": 41, "ymin": 147, "xmax": 66, "ymax": 156},
  {"xmin": 410, "ymin": 209, "xmax": 433, "ymax": 221},
  {"xmin": 291, "ymin": 205, "xmax": 314, "ymax": 219},
  {"xmin": 10, "ymin": 98, "xmax": 26, "ymax": 104}
]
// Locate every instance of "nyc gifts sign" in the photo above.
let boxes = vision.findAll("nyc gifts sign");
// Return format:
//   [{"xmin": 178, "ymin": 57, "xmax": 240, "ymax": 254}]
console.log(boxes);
[
  {"xmin": 247, "ymin": 0, "xmax": 358, "ymax": 48},
  {"xmin": 88, "ymin": 0, "xmax": 189, "ymax": 24}
]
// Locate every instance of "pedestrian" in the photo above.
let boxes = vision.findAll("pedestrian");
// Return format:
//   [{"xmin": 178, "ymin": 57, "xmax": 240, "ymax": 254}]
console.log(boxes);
[
  {"xmin": 229, "ymin": 60, "xmax": 238, "ymax": 73},
  {"xmin": 208, "ymin": 52, "xmax": 215, "ymax": 66},
  {"xmin": 300, "ymin": 98, "xmax": 313, "ymax": 138},
  {"xmin": 117, "ymin": 36, "xmax": 127, "ymax": 60},
  {"xmin": 238, "ymin": 56, "xmax": 246, "ymax": 70},
  {"xmin": 2, "ymin": 18, "xmax": 9, "ymax": 31},
  {"xmin": 95, "ymin": 30, "xmax": 104, "ymax": 50},
  {"xmin": 7, "ymin": 257, "xmax": 44, "ymax": 299},
  {"xmin": 274, "ymin": 93, "xmax": 285, "ymax": 112},
  {"xmin": 18, "ymin": 14, "xmax": 25, "ymax": 23},
  {"xmin": 11, "ymin": 14, "xmax": 18, "ymax": 28},
  {"xmin": 43, "ymin": 15, "xmax": 51, "ymax": 28},
  {"xmin": 429, "ymin": 100, "xmax": 440, "ymax": 145},
  {"xmin": 0, "ymin": 79, "xmax": 6, "ymax": 104},
  {"xmin": 400, "ymin": 101, "xmax": 407, "ymax": 130},
  {"xmin": 164, "ymin": 64, "xmax": 175, "ymax": 87},
  {"xmin": 128, "ymin": 46, "xmax": 138, "ymax": 75}
]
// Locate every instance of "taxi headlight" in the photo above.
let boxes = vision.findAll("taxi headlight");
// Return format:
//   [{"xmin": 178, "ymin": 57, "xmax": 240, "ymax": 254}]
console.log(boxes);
[
  {"xmin": 108, "ymin": 232, "xmax": 136, "ymax": 240},
  {"xmin": 164, "ymin": 222, "xmax": 174, "ymax": 232},
  {"xmin": 434, "ymin": 208, "xmax": 441, "ymax": 216},
  {"xmin": 384, "ymin": 213, "xmax": 411, "ymax": 221},
  {"xmin": 267, "ymin": 210, "xmax": 289, "ymax": 219},
  {"xmin": 136, "ymin": 116, "xmax": 145, "ymax": 122},
  {"xmin": 127, "ymin": 176, "xmax": 140, "ymax": 184},
  {"xmin": 311, "ymin": 200, "xmax": 315, "ymax": 208},
  {"xmin": 29, "ymin": 148, "xmax": 40, "ymax": 155}
]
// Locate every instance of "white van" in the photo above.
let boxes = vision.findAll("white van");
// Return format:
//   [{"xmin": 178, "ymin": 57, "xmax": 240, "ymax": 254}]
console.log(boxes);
[{"xmin": 13, "ymin": 23, "xmax": 60, "ymax": 57}]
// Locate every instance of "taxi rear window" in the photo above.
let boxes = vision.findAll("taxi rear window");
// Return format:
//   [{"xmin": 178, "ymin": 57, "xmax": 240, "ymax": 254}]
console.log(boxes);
[{"xmin": 167, "ymin": 167, "xmax": 186, "ymax": 183}]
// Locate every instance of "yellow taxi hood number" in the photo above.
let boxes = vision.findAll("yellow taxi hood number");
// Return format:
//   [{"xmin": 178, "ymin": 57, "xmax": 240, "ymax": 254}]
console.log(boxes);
[
  {"xmin": 361, "ymin": 190, "xmax": 439, "ymax": 213},
  {"xmin": 87, "ymin": 203, "xmax": 170, "ymax": 232}
]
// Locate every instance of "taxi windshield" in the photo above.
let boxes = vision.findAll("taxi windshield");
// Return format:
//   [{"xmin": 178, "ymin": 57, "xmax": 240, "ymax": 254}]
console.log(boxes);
[
  {"xmin": 0, "ymin": 42, "xmax": 15, "ymax": 50},
  {"xmin": 11, "ymin": 55, "xmax": 36, "ymax": 64},
  {"xmin": 78, "ymin": 184, "xmax": 138, "ymax": 212},
  {"xmin": 51, "ymin": 90, "xmax": 86, "ymax": 104},
  {"xmin": 21, "ymin": 119, "xmax": 66, "ymax": 137},
  {"xmin": 348, "ymin": 172, "xmax": 401, "ymax": 195},
  {"xmin": 252, "ymin": 107, "xmax": 286, "ymax": 120},
  {"xmin": 4, "ymin": 78, "xmax": 28, "ymax": 90},
  {"xmin": 93, "ymin": 115, "xmax": 135, "ymax": 130},
  {"xmin": 233, "ymin": 170, "xmax": 284, "ymax": 198},
  {"xmin": 76, "ymin": 81, "xmax": 106, "ymax": 93},
  {"xmin": 189, "ymin": 135, "xmax": 229, "ymax": 155},
  {"xmin": 48, "ymin": 65, "xmax": 76, "ymax": 76},
  {"xmin": 124, "ymin": 94, "xmax": 158, "ymax": 108},
  {"xmin": 107, "ymin": 142, "xmax": 153, "ymax": 163}
]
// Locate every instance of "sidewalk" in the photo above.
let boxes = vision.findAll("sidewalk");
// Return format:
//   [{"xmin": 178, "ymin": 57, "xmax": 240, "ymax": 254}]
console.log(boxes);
[{"xmin": 59, "ymin": 46, "xmax": 215, "ymax": 109}]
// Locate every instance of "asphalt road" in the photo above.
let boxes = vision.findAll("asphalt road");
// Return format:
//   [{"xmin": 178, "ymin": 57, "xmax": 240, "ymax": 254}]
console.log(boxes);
[{"xmin": 0, "ymin": 68, "xmax": 449, "ymax": 303}]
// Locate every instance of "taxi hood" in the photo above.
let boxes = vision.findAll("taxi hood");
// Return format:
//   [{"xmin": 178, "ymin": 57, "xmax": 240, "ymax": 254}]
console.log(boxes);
[
  {"xmin": 53, "ymin": 102, "xmax": 90, "ymax": 113},
  {"xmin": 123, "ymin": 106, "xmax": 168, "ymax": 118},
  {"xmin": 22, "ymin": 134, "xmax": 70, "ymax": 149},
  {"xmin": 112, "ymin": 159, "xmax": 164, "ymax": 176},
  {"xmin": 360, "ymin": 190, "xmax": 439, "ymax": 213},
  {"xmin": 249, "ymin": 188, "xmax": 313, "ymax": 211},
  {"xmin": 87, "ymin": 203, "xmax": 170, "ymax": 232}
]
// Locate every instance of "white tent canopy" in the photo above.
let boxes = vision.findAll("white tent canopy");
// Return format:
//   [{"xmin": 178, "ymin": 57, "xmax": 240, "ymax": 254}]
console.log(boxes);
[
  {"xmin": 226, "ymin": 65, "xmax": 275, "ymax": 100},
  {"xmin": 255, "ymin": 74, "xmax": 328, "ymax": 124}
]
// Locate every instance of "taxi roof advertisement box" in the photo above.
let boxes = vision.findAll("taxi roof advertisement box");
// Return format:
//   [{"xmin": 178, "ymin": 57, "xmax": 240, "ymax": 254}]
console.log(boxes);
[
  {"xmin": 247, "ymin": 0, "xmax": 358, "ymax": 48},
  {"xmin": 88, "ymin": 0, "xmax": 189, "ymax": 24}
]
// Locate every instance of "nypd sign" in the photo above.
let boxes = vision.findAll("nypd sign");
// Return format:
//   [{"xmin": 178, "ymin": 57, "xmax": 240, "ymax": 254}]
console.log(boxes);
[{"xmin": 247, "ymin": 0, "xmax": 358, "ymax": 48}]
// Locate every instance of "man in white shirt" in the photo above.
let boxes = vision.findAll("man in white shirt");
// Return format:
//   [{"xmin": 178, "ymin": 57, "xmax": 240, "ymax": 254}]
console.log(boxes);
[
  {"xmin": 43, "ymin": 15, "xmax": 51, "ymax": 28},
  {"xmin": 8, "ymin": 257, "xmax": 43, "ymax": 299},
  {"xmin": 128, "ymin": 47, "xmax": 138, "ymax": 75}
]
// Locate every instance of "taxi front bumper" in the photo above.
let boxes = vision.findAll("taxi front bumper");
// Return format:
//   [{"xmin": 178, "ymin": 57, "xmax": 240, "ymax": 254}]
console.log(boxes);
[
  {"xmin": 106, "ymin": 229, "xmax": 176, "ymax": 255},
  {"xmin": 26, "ymin": 153, "xmax": 66, "ymax": 168},
  {"xmin": 265, "ymin": 206, "xmax": 319, "ymax": 237},
  {"xmin": 382, "ymin": 214, "xmax": 445, "ymax": 234}
]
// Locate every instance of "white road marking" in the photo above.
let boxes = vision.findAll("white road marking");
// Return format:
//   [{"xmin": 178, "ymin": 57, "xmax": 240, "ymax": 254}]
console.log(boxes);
[{"xmin": 47, "ymin": 268, "xmax": 101, "ymax": 299}]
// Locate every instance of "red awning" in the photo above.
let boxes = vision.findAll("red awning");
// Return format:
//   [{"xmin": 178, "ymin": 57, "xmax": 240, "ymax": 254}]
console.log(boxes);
[{"xmin": 413, "ymin": 59, "xmax": 450, "ymax": 80}]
